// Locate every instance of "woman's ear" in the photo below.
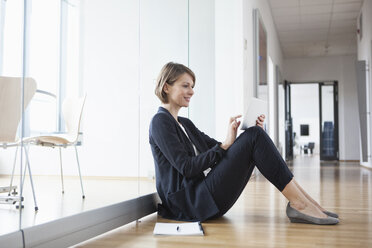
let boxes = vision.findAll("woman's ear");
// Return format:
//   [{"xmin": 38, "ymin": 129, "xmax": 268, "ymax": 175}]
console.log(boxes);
[{"xmin": 163, "ymin": 83, "xmax": 169, "ymax": 93}]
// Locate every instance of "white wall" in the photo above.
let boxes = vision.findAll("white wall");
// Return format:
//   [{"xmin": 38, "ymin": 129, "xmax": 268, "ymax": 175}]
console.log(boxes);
[
  {"xmin": 357, "ymin": 0, "xmax": 372, "ymax": 167},
  {"xmin": 284, "ymin": 55, "xmax": 360, "ymax": 160},
  {"xmin": 214, "ymin": 0, "xmax": 283, "ymax": 141}
]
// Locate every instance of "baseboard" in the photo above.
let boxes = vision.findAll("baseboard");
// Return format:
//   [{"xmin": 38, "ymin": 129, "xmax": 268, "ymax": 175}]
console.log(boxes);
[
  {"xmin": 0, "ymin": 230, "xmax": 24, "ymax": 248},
  {"xmin": 339, "ymin": 160, "xmax": 360, "ymax": 162},
  {"xmin": 0, "ymin": 174, "xmax": 154, "ymax": 181},
  {"xmin": 361, "ymin": 164, "xmax": 372, "ymax": 170},
  {"xmin": 0, "ymin": 192, "xmax": 160, "ymax": 248}
]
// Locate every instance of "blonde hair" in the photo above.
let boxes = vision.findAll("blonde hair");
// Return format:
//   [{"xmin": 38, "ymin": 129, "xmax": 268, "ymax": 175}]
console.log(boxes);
[{"xmin": 155, "ymin": 62, "xmax": 196, "ymax": 103}]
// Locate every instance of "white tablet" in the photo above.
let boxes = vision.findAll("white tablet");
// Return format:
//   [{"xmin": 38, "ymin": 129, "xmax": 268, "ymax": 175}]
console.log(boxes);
[{"xmin": 241, "ymin": 97, "xmax": 268, "ymax": 130}]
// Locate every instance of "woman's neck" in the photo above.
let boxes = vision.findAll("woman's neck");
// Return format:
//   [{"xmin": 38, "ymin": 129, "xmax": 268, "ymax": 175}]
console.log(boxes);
[{"xmin": 162, "ymin": 103, "xmax": 180, "ymax": 122}]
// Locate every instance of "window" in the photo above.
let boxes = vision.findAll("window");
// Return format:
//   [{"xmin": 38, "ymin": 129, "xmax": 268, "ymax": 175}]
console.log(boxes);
[
  {"xmin": 2, "ymin": 0, "xmax": 23, "ymax": 77},
  {"xmin": 28, "ymin": 0, "xmax": 60, "ymax": 133},
  {"xmin": 0, "ymin": 0, "xmax": 81, "ymax": 135}
]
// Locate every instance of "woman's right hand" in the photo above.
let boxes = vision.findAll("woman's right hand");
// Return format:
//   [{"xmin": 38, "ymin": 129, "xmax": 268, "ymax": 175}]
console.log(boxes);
[{"xmin": 220, "ymin": 115, "xmax": 242, "ymax": 150}]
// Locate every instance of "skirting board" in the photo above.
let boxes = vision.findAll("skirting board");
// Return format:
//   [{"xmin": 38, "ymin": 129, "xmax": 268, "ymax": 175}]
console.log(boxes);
[
  {"xmin": 0, "ymin": 231, "xmax": 24, "ymax": 248},
  {"xmin": 0, "ymin": 192, "xmax": 160, "ymax": 248}
]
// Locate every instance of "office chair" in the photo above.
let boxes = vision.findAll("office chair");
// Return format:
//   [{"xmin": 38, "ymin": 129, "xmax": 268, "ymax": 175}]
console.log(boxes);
[
  {"xmin": 303, "ymin": 142, "xmax": 315, "ymax": 155},
  {"xmin": 307, "ymin": 142, "xmax": 315, "ymax": 154},
  {"xmin": 18, "ymin": 95, "xmax": 87, "ymax": 200},
  {"xmin": 0, "ymin": 76, "xmax": 37, "ymax": 209}
]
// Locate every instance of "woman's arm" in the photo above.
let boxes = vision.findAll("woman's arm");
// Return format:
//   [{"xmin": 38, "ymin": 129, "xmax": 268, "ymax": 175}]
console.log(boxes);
[
  {"xmin": 220, "ymin": 115, "xmax": 242, "ymax": 150},
  {"xmin": 181, "ymin": 118, "xmax": 221, "ymax": 148},
  {"xmin": 150, "ymin": 114, "xmax": 226, "ymax": 178}
]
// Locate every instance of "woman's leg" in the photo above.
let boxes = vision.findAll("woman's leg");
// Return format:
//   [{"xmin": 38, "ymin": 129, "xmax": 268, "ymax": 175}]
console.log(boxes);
[
  {"xmin": 281, "ymin": 179, "xmax": 327, "ymax": 218},
  {"xmin": 205, "ymin": 126, "xmax": 329, "ymax": 219},
  {"xmin": 204, "ymin": 126, "xmax": 293, "ymax": 217},
  {"xmin": 248, "ymin": 127, "xmax": 330, "ymax": 218},
  {"xmin": 293, "ymin": 179, "xmax": 326, "ymax": 212}
]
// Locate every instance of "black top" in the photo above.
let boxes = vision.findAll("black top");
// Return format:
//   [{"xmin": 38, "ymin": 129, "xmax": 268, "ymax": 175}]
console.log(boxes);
[{"xmin": 149, "ymin": 107, "xmax": 226, "ymax": 221}]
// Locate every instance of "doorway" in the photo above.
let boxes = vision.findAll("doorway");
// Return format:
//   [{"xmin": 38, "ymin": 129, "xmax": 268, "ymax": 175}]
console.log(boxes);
[{"xmin": 283, "ymin": 81, "xmax": 339, "ymax": 161}]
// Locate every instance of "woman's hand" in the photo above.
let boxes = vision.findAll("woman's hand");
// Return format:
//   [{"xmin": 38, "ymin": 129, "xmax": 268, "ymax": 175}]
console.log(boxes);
[
  {"xmin": 220, "ymin": 115, "xmax": 242, "ymax": 150},
  {"xmin": 256, "ymin": 114, "xmax": 265, "ymax": 129}
]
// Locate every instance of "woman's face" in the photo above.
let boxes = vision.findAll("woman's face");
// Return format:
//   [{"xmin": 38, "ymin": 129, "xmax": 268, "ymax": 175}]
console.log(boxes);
[{"xmin": 164, "ymin": 73, "xmax": 194, "ymax": 108}]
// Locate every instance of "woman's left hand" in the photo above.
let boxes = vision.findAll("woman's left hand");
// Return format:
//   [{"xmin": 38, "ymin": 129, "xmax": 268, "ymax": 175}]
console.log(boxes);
[{"xmin": 256, "ymin": 114, "xmax": 265, "ymax": 129}]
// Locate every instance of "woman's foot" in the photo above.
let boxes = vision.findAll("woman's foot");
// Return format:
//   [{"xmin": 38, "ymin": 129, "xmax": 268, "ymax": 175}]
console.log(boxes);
[
  {"xmin": 323, "ymin": 210, "xmax": 339, "ymax": 218},
  {"xmin": 286, "ymin": 202, "xmax": 339, "ymax": 225},
  {"xmin": 292, "ymin": 179, "xmax": 338, "ymax": 217},
  {"xmin": 289, "ymin": 201, "xmax": 327, "ymax": 219}
]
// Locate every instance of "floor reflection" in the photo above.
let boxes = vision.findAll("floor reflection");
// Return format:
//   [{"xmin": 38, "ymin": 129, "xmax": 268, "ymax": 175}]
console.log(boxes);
[{"xmin": 0, "ymin": 175, "xmax": 156, "ymax": 236}]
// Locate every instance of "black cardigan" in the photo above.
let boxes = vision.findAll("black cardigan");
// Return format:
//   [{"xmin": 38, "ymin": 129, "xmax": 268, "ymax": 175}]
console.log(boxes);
[{"xmin": 149, "ymin": 107, "xmax": 226, "ymax": 221}]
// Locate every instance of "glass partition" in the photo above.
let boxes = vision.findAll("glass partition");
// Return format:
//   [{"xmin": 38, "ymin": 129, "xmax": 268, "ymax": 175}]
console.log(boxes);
[
  {"xmin": 277, "ymin": 67, "xmax": 285, "ymax": 158},
  {"xmin": 0, "ymin": 0, "xmax": 216, "ymax": 239},
  {"xmin": 0, "ymin": 0, "xmax": 24, "ymax": 236},
  {"xmin": 253, "ymin": 9, "xmax": 268, "ymax": 133},
  {"xmin": 139, "ymin": 0, "xmax": 189, "ymax": 195},
  {"xmin": 254, "ymin": 10, "xmax": 267, "ymax": 100}
]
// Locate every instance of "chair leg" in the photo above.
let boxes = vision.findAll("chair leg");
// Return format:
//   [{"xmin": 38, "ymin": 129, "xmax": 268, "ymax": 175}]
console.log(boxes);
[
  {"xmin": 23, "ymin": 145, "xmax": 39, "ymax": 211},
  {"xmin": 59, "ymin": 147, "xmax": 65, "ymax": 194},
  {"xmin": 74, "ymin": 145, "xmax": 85, "ymax": 199},
  {"xmin": 8, "ymin": 146, "xmax": 19, "ymax": 196}
]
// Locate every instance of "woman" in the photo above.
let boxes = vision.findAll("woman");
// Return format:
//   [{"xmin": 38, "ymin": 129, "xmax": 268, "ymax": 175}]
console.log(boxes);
[{"xmin": 149, "ymin": 62, "xmax": 339, "ymax": 225}]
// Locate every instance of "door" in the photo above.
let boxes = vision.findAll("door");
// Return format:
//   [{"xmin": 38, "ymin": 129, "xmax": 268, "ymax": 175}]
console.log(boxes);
[
  {"xmin": 319, "ymin": 81, "xmax": 339, "ymax": 160},
  {"xmin": 284, "ymin": 80, "xmax": 293, "ymax": 160}
]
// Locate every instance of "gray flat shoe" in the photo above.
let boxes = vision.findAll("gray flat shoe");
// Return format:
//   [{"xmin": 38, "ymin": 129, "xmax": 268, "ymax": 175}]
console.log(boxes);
[
  {"xmin": 323, "ymin": 210, "xmax": 339, "ymax": 218},
  {"xmin": 286, "ymin": 203, "xmax": 339, "ymax": 225}
]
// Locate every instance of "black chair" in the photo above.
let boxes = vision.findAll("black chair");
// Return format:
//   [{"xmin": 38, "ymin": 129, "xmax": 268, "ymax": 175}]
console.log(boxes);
[{"xmin": 303, "ymin": 142, "xmax": 315, "ymax": 154}]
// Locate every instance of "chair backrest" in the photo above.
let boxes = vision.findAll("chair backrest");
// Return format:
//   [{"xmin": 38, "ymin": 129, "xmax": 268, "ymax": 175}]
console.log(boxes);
[
  {"xmin": 62, "ymin": 94, "xmax": 86, "ymax": 142},
  {"xmin": 0, "ymin": 76, "xmax": 37, "ymax": 142}
]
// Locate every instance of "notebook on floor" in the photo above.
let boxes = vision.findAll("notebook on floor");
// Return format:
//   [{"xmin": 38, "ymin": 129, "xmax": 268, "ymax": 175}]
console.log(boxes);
[{"xmin": 153, "ymin": 222, "xmax": 204, "ymax": 236}]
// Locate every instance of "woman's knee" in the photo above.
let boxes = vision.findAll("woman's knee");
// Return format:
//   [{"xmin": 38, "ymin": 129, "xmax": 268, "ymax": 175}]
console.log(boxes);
[
  {"xmin": 234, "ymin": 126, "xmax": 264, "ymax": 148},
  {"xmin": 243, "ymin": 126, "xmax": 265, "ymax": 139}
]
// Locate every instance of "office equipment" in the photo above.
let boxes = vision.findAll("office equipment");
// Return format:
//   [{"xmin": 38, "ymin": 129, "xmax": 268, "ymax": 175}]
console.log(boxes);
[
  {"xmin": 322, "ymin": 121, "xmax": 335, "ymax": 157},
  {"xmin": 241, "ymin": 97, "xmax": 268, "ymax": 130},
  {"xmin": 153, "ymin": 222, "xmax": 204, "ymax": 236}
]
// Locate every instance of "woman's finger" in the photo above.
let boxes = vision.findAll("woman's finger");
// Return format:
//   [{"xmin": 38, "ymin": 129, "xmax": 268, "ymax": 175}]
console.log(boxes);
[{"xmin": 230, "ymin": 115, "xmax": 242, "ymax": 123}]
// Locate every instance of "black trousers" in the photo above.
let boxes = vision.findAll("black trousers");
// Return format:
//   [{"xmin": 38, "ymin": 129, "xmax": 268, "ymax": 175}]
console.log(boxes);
[{"xmin": 204, "ymin": 126, "xmax": 293, "ymax": 218}]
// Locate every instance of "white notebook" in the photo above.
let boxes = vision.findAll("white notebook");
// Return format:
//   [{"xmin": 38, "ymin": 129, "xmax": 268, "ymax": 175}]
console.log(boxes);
[
  {"xmin": 153, "ymin": 222, "xmax": 204, "ymax": 236},
  {"xmin": 241, "ymin": 97, "xmax": 268, "ymax": 130}
]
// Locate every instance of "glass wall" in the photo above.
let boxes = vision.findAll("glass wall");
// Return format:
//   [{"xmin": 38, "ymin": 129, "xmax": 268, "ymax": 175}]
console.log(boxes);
[
  {"xmin": 0, "ymin": 0, "xmax": 24, "ymax": 235},
  {"xmin": 0, "ymin": 0, "xmax": 215, "ymax": 237}
]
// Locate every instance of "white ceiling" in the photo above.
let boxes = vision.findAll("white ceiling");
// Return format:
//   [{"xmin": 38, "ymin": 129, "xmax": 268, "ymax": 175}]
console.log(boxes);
[{"xmin": 268, "ymin": 0, "xmax": 363, "ymax": 58}]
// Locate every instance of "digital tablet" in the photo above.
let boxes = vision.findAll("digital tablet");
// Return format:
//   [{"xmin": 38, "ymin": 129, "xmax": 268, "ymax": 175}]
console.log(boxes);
[{"xmin": 240, "ymin": 97, "xmax": 268, "ymax": 130}]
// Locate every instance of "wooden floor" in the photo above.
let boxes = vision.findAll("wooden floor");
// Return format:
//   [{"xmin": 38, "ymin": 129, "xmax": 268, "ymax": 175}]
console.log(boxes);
[{"xmin": 76, "ymin": 155, "xmax": 372, "ymax": 248}]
